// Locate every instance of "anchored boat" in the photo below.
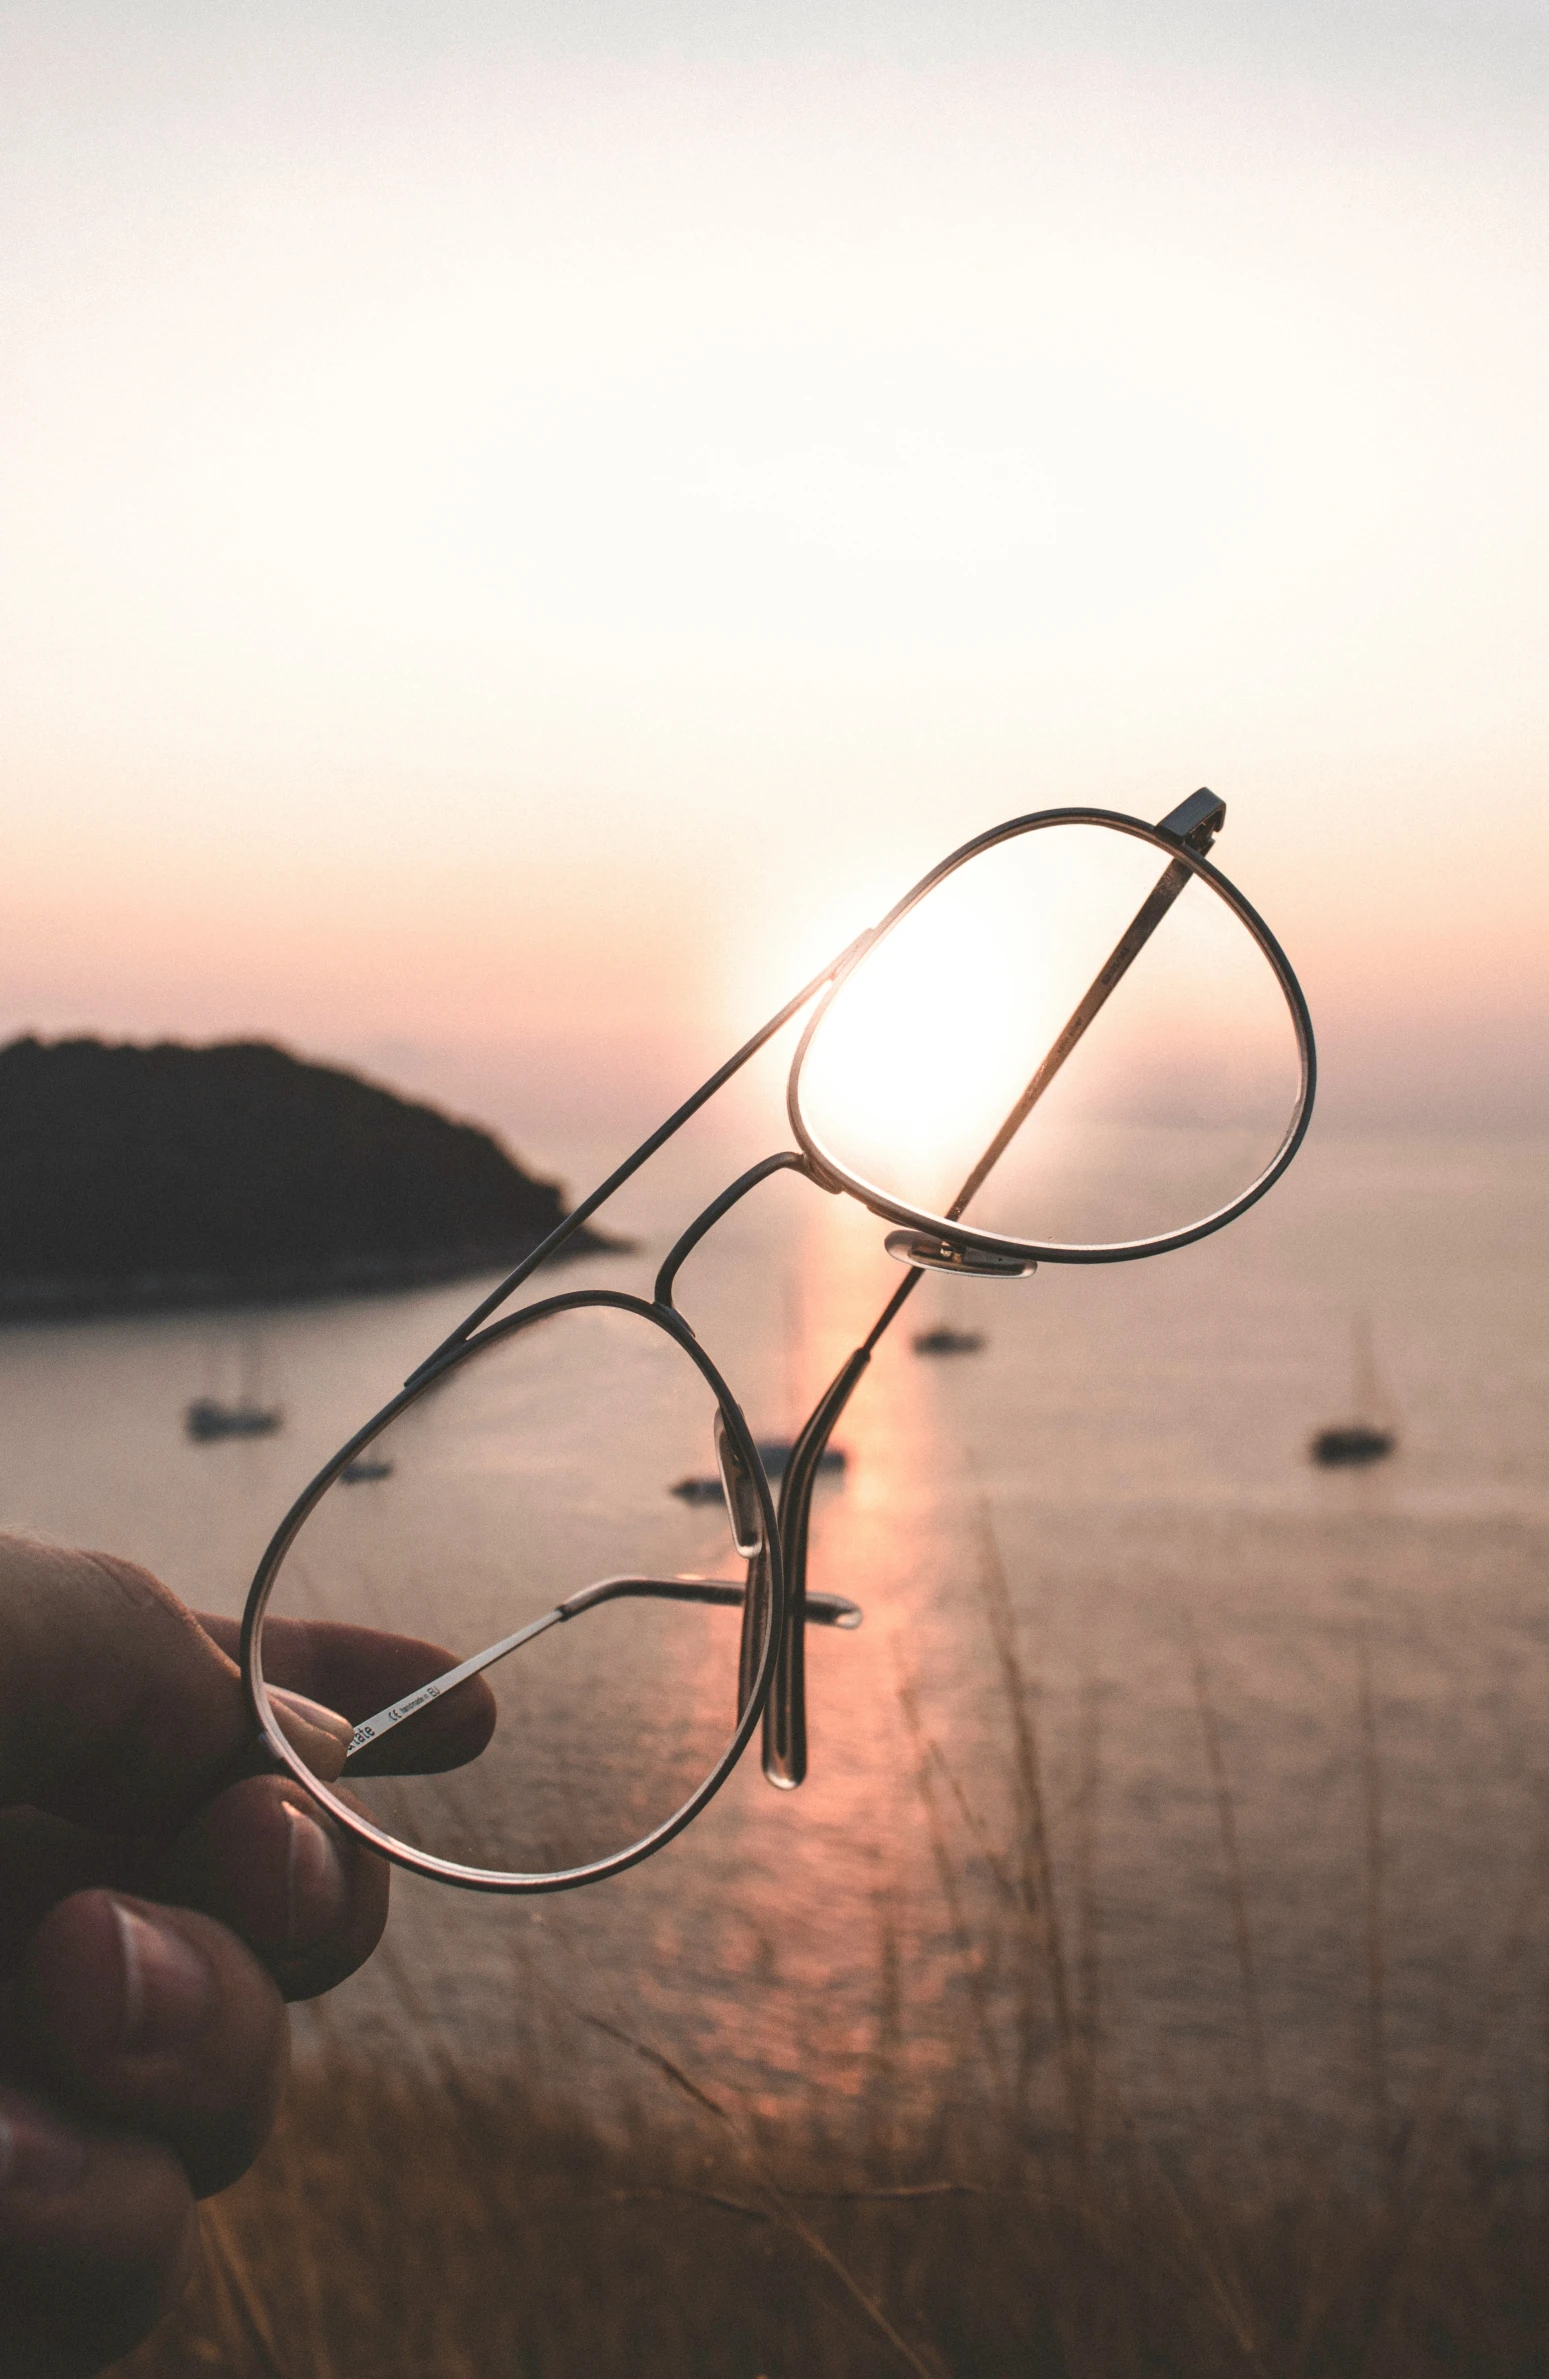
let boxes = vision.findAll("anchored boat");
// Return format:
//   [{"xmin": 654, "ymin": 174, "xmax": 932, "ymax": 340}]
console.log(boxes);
[{"xmin": 1310, "ymin": 1319, "xmax": 1397, "ymax": 1468}]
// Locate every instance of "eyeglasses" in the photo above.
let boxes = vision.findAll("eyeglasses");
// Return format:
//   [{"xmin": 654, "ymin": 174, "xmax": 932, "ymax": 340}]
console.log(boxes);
[{"xmin": 242, "ymin": 792, "xmax": 1314, "ymax": 1893}]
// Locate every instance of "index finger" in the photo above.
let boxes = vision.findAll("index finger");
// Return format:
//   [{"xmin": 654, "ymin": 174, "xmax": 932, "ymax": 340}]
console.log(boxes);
[{"xmin": 197, "ymin": 1613, "xmax": 496, "ymax": 1775}]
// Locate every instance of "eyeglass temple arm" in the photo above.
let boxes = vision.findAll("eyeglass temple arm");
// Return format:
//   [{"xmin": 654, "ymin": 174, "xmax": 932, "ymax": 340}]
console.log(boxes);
[
  {"xmin": 764, "ymin": 787, "xmax": 1228, "ymax": 1787},
  {"xmin": 564, "ymin": 1574, "xmax": 859, "ymax": 1627},
  {"xmin": 340, "ymin": 1572, "xmax": 862, "ymax": 1761},
  {"xmin": 404, "ymin": 939, "xmax": 874, "ymax": 1386},
  {"xmin": 762, "ymin": 1279, "xmax": 917, "ymax": 1787},
  {"xmin": 649, "ymin": 1150, "xmax": 852, "ymax": 1733}
]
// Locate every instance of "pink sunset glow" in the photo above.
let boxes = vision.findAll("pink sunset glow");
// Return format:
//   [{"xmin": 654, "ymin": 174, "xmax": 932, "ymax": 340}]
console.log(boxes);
[{"xmin": 2, "ymin": 7, "xmax": 1545, "ymax": 1147}]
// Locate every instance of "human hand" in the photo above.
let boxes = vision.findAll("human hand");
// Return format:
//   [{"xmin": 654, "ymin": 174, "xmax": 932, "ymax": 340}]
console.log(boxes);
[{"xmin": 0, "ymin": 1535, "xmax": 494, "ymax": 2378}]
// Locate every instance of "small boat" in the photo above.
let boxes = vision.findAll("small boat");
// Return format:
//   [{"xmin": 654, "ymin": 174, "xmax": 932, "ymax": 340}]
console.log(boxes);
[
  {"xmin": 1310, "ymin": 1319, "xmax": 1397, "ymax": 1469},
  {"xmin": 186, "ymin": 1330, "xmax": 282, "ymax": 1445},
  {"xmin": 185, "ymin": 1397, "xmax": 282, "ymax": 1443},
  {"xmin": 756, "ymin": 1438, "xmax": 846, "ymax": 1479},
  {"xmin": 912, "ymin": 1326, "xmax": 985, "ymax": 1357},
  {"xmin": 669, "ymin": 1473, "xmax": 726, "ymax": 1506},
  {"xmin": 340, "ymin": 1455, "xmax": 394, "ymax": 1485},
  {"xmin": 1311, "ymin": 1423, "xmax": 1394, "ymax": 1468},
  {"xmin": 670, "ymin": 1438, "xmax": 847, "ymax": 1506}
]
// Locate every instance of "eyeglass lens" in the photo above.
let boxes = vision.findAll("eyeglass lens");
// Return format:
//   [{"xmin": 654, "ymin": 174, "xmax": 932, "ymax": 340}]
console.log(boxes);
[
  {"xmin": 794, "ymin": 820, "xmax": 1304, "ymax": 1252},
  {"xmin": 253, "ymin": 1302, "xmax": 768, "ymax": 1882}
]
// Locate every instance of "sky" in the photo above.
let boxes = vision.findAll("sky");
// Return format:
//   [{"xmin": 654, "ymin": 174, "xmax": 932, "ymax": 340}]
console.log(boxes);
[{"xmin": 2, "ymin": 0, "xmax": 1546, "ymax": 1159}]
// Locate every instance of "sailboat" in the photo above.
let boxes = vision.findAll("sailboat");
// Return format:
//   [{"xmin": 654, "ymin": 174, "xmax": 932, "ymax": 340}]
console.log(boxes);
[
  {"xmin": 185, "ymin": 1333, "xmax": 283, "ymax": 1444},
  {"xmin": 1310, "ymin": 1317, "xmax": 1396, "ymax": 1468}
]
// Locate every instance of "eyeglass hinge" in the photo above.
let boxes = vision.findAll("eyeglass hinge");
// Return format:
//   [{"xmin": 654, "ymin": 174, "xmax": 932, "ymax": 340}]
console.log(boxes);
[{"xmin": 1155, "ymin": 787, "xmax": 1226, "ymax": 855}]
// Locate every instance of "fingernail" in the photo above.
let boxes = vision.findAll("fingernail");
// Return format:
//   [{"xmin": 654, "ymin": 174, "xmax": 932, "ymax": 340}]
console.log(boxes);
[
  {"xmin": 111, "ymin": 1900, "xmax": 215, "ymax": 2054},
  {"xmin": 284, "ymin": 1802, "xmax": 348, "ymax": 1946},
  {"xmin": 0, "ymin": 2094, "xmax": 89, "ymax": 2197},
  {"xmin": 269, "ymin": 1687, "xmax": 354, "ymax": 1749}
]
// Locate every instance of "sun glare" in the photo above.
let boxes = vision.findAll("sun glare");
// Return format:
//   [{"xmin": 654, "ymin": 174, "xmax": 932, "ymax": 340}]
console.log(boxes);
[
  {"xmin": 798, "ymin": 893, "xmax": 1032, "ymax": 1193},
  {"xmin": 791, "ymin": 825, "xmax": 1306, "ymax": 1245}
]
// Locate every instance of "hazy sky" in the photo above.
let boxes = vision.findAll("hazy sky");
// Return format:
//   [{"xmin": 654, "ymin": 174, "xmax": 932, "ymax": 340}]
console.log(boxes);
[{"xmin": 2, "ymin": 0, "xmax": 1546, "ymax": 1146}]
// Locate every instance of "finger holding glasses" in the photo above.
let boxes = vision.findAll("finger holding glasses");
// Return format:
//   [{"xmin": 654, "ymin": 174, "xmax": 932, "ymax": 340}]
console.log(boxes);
[{"xmin": 0, "ymin": 1537, "xmax": 492, "ymax": 2378}]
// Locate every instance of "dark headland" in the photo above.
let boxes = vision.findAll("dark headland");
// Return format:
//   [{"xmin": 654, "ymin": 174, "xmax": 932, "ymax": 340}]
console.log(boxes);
[{"xmin": 0, "ymin": 1036, "xmax": 613, "ymax": 1319}]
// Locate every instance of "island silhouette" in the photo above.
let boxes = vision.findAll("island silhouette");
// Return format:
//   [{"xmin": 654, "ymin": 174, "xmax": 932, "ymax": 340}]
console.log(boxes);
[{"xmin": 0, "ymin": 1035, "xmax": 608, "ymax": 1317}]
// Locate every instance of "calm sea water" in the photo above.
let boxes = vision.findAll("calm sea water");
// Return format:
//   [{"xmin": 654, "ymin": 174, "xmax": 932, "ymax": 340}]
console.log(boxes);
[{"xmin": 4, "ymin": 1082, "xmax": 1547, "ymax": 2156}]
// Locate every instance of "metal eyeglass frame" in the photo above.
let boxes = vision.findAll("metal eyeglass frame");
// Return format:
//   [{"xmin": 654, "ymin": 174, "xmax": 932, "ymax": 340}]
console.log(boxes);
[{"xmin": 241, "ymin": 789, "xmax": 1316, "ymax": 1894}]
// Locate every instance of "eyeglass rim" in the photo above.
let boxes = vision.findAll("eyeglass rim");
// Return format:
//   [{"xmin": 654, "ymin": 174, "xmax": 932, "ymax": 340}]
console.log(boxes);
[
  {"xmin": 240, "ymin": 1287, "xmax": 785, "ymax": 1895},
  {"xmin": 785, "ymin": 804, "xmax": 1317, "ymax": 1266}
]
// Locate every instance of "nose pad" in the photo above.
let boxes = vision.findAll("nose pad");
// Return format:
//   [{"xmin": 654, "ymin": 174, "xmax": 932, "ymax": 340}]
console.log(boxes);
[
  {"xmin": 715, "ymin": 1410, "xmax": 765, "ymax": 1556},
  {"xmin": 884, "ymin": 1228, "xmax": 1038, "ymax": 1277}
]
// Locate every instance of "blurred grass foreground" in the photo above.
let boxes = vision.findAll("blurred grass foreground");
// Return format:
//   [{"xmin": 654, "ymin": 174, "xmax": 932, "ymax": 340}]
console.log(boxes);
[
  {"xmin": 127, "ymin": 2048, "xmax": 1547, "ymax": 2379},
  {"xmin": 122, "ymin": 1545, "xmax": 1549, "ymax": 2378}
]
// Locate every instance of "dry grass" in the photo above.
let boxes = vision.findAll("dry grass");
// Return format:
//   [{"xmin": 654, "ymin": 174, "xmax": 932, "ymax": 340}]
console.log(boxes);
[
  {"xmin": 116, "ymin": 1535, "xmax": 1549, "ymax": 2378},
  {"xmin": 118, "ymin": 2053, "xmax": 1549, "ymax": 2379}
]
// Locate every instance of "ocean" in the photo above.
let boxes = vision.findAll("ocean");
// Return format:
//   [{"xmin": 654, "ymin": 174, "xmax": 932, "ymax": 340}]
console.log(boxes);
[{"xmin": 4, "ymin": 1074, "xmax": 1546, "ymax": 2158}]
